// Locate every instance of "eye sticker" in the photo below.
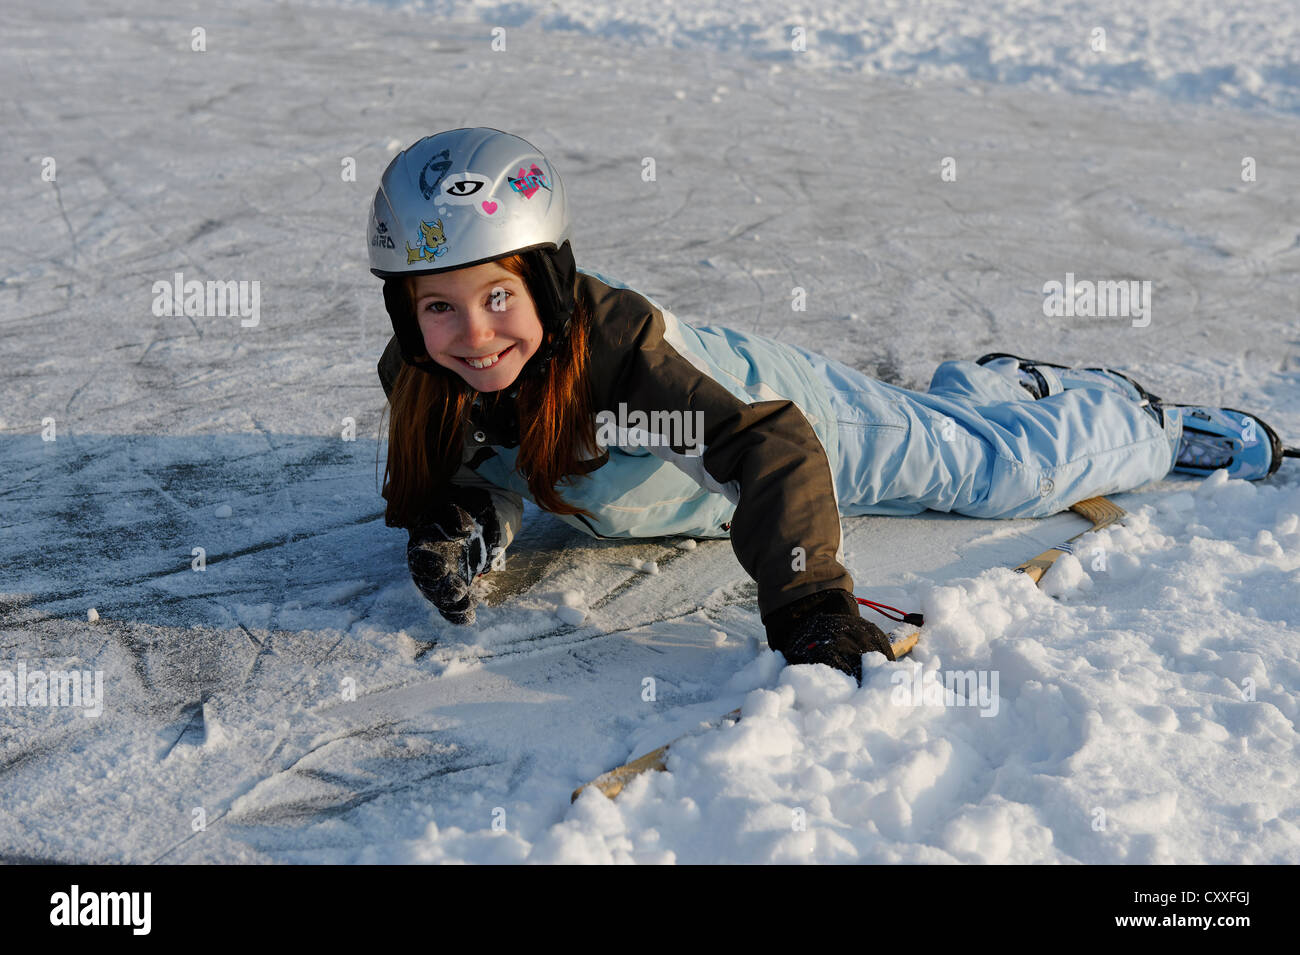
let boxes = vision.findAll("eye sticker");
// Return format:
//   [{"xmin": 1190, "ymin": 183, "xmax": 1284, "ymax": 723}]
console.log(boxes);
[
  {"xmin": 438, "ymin": 173, "xmax": 490, "ymax": 203},
  {"xmin": 438, "ymin": 173, "xmax": 506, "ymax": 220}
]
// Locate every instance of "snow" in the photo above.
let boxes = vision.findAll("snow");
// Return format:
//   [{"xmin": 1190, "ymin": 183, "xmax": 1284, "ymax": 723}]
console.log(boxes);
[
  {"xmin": 554, "ymin": 605, "xmax": 587, "ymax": 626},
  {"xmin": 328, "ymin": 0, "xmax": 1300, "ymax": 118},
  {"xmin": 582, "ymin": 475, "xmax": 1300, "ymax": 864},
  {"xmin": 2, "ymin": 0, "xmax": 1299, "ymax": 863}
]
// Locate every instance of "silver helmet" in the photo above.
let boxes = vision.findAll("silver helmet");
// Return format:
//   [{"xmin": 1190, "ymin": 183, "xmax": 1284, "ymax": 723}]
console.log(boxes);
[{"xmin": 368, "ymin": 127, "xmax": 577, "ymax": 376}]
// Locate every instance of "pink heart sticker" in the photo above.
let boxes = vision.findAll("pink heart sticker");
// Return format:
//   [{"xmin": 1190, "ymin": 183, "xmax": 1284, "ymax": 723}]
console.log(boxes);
[{"xmin": 481, "ymin": 200, "xmax": 498, "ymax": 214}]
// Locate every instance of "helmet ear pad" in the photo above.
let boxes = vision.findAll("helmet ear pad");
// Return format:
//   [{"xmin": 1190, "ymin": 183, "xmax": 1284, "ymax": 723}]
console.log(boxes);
[
  {"xmin": 519, "ymin": 250, "xmax": 564, "ymax": 342},
  {"xmin": 383, "ymin": 277, "xmax": 440, "ymax": 373},
  {"xmin": 535, "ymin": 240, "xmax": 576, "ymax": 341},
  {"xmin": 519, "ymin": 241, "xmax": 577, "ymax": 376}
]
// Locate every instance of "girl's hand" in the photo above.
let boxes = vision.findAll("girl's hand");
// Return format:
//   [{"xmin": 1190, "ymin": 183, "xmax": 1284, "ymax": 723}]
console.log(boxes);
[
  {"xmin": 763, "ymin": 589, "xmax": 896, "ymax": 683},
  {"xmin": 406, "ymin": 503, "xmax": 493, "ymax": 625},
  {"xmin": 777, "ymin": 617, "xmax": 895, "ymax": 683}
]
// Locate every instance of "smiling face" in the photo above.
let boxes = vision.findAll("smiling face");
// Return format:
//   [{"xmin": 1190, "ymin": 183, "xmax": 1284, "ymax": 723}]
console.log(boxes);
[{"xmin": 411, "ymin": 261, "xmax": 544, "ymax": 392}]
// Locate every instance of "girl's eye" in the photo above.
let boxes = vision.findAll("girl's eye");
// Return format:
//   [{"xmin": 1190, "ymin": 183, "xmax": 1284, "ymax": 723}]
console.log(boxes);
[{"xmin": 420, "ymin": 289, "xmax": 511, "ymax": 314}]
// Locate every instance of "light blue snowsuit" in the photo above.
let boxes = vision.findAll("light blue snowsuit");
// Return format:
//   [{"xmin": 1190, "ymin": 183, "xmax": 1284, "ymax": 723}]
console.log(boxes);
[
  {"xmin": 383, "ymin": 267, "xmax": 1183, "ymax": 617},
  {"xmin": 561, "ymin": 268, "xmax": 1182, "ymax": 525},
  {"xmin": 796, "ymin": 345, "xmax": 1182, "ymax": 520}
]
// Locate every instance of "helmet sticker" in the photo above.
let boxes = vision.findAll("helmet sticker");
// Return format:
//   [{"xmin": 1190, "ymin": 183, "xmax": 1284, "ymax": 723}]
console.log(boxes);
[
  {"xmin": 418, "ymin": 149, "xmax": 454, "ymax": 200},
  {"xmin": 439, "ymin": 173, "xmax": 506, "ymax": 220},
  {"xmin": 370, "ymin": 220, "xmax": 395, "ymax": 250},
  {"xmin": 508, "ymin": 163, "xmax": 550, "ymax": 199},
  {"xmin": 406, "ymin": 218, "xmax": 449, "ymax": 264},
  {"xmin": 439, "ymin": 173, "xmax": 490, "ymax": 203}
]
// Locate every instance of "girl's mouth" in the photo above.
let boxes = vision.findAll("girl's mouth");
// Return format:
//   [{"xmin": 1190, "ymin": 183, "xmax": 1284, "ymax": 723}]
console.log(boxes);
[{"xmin": 458, "ymin": 344, "xmax": 514, "ymax": 370}]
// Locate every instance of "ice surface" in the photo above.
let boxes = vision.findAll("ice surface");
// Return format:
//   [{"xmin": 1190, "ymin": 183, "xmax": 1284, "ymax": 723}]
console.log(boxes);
[{"xmin": 1, "ymin": 0, "xmax": 1298, "ymax": 863}]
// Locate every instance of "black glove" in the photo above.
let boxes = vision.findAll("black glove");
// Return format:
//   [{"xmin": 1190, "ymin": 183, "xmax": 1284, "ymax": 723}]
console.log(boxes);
[
  {"xmin": 763, "ymin": 588, "xmax": 896, "ymax": 683},
  {"xmin": 406, "ymin": 490, "xmax": 504, "ymax": 626}
]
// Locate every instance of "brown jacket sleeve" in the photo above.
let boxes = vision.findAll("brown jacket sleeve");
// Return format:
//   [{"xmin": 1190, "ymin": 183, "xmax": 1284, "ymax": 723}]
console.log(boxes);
[{"xmin": 583, "ymin": 284, "xmax": 854, "ymax": 620}]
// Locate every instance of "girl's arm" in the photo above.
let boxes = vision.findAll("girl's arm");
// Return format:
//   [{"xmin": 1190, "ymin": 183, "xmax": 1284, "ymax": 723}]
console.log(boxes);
[
  {"xmin": 583, "ymin": 287, "xmax": 854, "ymax": 623},
  {"xmin": 443, "ymin": 461, "xmax": 524, "ymax": 557}
]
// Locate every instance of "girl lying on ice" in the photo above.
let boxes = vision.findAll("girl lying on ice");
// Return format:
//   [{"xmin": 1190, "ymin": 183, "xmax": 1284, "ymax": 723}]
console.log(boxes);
[{"xmin": 369, "ymin": 128, "xmax": 1287, "ymax": 683}]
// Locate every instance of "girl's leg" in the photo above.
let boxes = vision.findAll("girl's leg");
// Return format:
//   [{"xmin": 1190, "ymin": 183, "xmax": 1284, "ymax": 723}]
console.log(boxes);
[
  {"xmin": 966, "ymin": 354, "xmax": 1154, "ymax": 404},
  {"xmin": 797, "ymin": 351, "xmax": 1181, "ymax": 520},
  {"xmin": 926, "ymin": 356, "xmax": 1039, "ymax": 405}
]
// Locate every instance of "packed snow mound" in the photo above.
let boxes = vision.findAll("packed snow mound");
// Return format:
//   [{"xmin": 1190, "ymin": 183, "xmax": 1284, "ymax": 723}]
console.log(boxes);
[{"xmin": 530, "ymin": 473, "xmax": 1300, "ymax": 864}]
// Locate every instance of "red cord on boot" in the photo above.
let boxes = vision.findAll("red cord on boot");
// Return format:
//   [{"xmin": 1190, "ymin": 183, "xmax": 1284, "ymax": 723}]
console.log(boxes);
[{"xmin": 855, "ymin": 596, "xmax": 924, "ymax": 626}]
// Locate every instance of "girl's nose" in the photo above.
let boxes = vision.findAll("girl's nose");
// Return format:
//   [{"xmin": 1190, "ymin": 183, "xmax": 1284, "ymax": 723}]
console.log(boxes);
[{"xmin": 460, "ymin": 307, "xmax": 496, "ymax": 347}]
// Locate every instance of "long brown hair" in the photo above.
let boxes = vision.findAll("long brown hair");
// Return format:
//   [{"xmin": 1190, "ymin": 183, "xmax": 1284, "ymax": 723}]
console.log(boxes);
[{"xmin": 378, "ymin": 252, "xmax": 597, "ymax": 527}]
